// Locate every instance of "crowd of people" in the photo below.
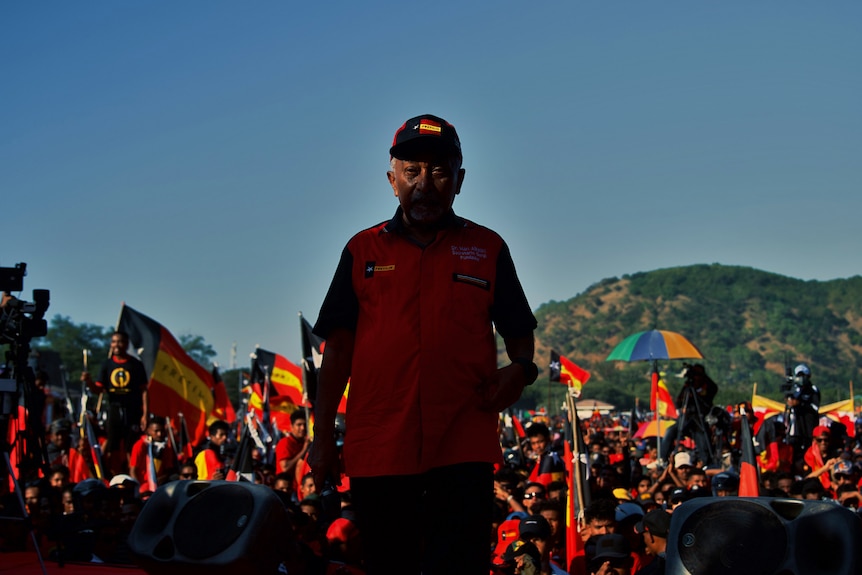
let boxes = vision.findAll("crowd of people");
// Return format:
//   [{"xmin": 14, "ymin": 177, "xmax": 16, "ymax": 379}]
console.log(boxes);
[
  {"xmin": 3, "ymin": 114, "xmax": 861, "ymax": 575},
  {"xmin": 3, "ymin": 387, "xmax": 862, "ymax": 574}
]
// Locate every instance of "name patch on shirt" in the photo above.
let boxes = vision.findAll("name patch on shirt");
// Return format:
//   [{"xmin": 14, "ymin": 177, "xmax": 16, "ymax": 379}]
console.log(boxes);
[
  {"xmin": 453, "ymin": 273, "xmax": 490, "ymax": 291},
  {"xmin": 451, "ymin": 245, "xmax": 487, "ymax": 262},
  {"xmin": 365, "ymin": 261, "xmax": 395, "ymax": 278}
]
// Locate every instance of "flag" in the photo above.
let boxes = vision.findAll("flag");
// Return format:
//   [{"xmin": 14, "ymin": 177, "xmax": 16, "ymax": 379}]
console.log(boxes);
[
  {"xmin": 738, "ymin": 409, "xmax": 761, "ymax": 497},
  {"xmin": 300, "ymin": 314, "xmax": 324, "ymax": 404},
  {"xmin": 251, "ymin": 348, "xmax": 305, "ymax": 407},
  {"xmin": 298, "ymin": 316, "xmax": 350, "ymax": 413},
  {"xmin": 654, "ymin": 373, "xmax": 678, "ymax": 419},
  {"xmin": 549, "ymin": 351, "xmax": 591, "ymax": 397},
  {"xmin": 211, "ymin": 366, "xmax": 237, "ymax": 424},
  {"xmin": 564, "ymin": 403, "xmax": 589, "ymax": 563},
  {"xmin": 751, "ymin": 392, "xmax": 784, "ymax": 434},
  {"xmin": 118, "ymin": 304, "xmax": 215, "ymax": 445}
]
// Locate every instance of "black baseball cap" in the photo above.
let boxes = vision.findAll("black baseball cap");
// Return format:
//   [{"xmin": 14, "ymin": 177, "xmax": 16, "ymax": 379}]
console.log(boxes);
[
  {"xmin": 389, "ymin": 114, "xmax": 462, "ymax": 160},
  {"xmin": 635, "ymin": 509, "xmax": 672, "ymax": 538}
]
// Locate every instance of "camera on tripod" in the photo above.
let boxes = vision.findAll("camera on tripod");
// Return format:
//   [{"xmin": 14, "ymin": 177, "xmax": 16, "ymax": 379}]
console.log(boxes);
[{"xmin": 1, "ymin": 263, "xmax": 50, "ymax": 346}]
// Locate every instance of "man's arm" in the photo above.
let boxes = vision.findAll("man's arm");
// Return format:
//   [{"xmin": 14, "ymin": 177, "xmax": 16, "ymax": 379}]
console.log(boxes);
[
  {"xmin": 307, "ymin": 327, "xmax": 353, "ymax": 489},
  {"xmin": 478, "ymin": 334, "xmax": 535, "ymax": 413}
]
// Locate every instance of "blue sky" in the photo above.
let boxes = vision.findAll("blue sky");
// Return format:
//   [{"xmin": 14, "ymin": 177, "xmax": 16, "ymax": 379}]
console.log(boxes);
[{"xmin": 3, "ymin": 1, "xmax": 860, "ymax": 369}]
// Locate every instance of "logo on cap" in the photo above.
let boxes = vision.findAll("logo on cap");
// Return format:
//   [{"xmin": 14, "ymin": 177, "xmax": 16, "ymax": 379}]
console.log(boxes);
[{"xmin": 417, "ymin": 119, "xmax": 442, "ymax": 135}]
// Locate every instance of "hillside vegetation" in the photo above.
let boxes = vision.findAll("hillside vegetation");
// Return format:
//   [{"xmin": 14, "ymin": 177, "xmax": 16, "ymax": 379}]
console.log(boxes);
[{"xmin": 523, "ymin": 264, "xmax": 862, "ymax": 412}]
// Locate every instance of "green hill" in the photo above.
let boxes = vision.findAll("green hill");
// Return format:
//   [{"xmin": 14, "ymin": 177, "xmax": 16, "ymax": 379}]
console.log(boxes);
[{"xmin": 521, "ymin": 264, "xmax": 862, "ymax": 412}]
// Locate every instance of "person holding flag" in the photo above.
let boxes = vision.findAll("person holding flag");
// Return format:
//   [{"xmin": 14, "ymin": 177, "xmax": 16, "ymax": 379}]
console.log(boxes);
[
  {"xmin": 309, "ymin": 113, "xmax": 537, "ymax": 575},
  {"xmin": 129, "ymin": 415, "xmax": 176, "ymax": 493},
  {"xmin": 81, "ymin": 330, "xmax": 148, "ymax": 475}
]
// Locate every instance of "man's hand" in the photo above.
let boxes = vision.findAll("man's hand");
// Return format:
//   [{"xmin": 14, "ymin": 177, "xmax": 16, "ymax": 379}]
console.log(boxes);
[
  {"xmin": 478, "ymin": 363, "xmax": 527, "ymax": 413},
  {"xmin": 307, "ymin": 432, "xmax": 340, "ymax": 491}
]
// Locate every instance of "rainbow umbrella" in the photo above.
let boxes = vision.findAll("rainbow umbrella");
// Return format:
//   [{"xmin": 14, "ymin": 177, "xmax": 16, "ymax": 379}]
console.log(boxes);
[
  {"xmin": 607, "ymin": 329, "xmax": 703, "ymax": 460},
  {"xmin": 606, "ymin": 329, "xmax": 703, "ymax": 362}
]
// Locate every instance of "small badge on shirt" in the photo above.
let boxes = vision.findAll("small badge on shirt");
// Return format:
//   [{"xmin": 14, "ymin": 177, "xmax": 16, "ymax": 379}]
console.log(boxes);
[
  {"xmin": 365, "ymin": 261, "xmax": 395, "ymax": 278},
  {"xmin": 453, "ymin": 273, "xmax": 490, "ymax": 291}
]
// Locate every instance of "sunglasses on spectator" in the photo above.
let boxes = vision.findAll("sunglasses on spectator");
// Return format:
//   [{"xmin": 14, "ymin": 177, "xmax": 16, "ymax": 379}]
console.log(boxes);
[
  {"xmin": 814, "ymin": 438, "xmax": 829, "ymax": 443},
  {"xmin": 524, "ymin": 492, "xmax": 545, "ymax": 499}
]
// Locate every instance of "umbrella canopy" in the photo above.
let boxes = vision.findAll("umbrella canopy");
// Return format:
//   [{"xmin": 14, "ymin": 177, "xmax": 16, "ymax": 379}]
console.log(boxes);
[
  {"xmin": 633, "ymin": 419, "xmax": 676, "ymax": 438},
  {"xmin": 606, "ymin": 329, "xmax": 703, "ymax": 362}
]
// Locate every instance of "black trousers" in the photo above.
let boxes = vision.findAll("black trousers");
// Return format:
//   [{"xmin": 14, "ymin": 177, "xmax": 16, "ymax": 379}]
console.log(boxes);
[{"xmin": 350, "ymin": 462, "xmax": 494, "ymax": 575}]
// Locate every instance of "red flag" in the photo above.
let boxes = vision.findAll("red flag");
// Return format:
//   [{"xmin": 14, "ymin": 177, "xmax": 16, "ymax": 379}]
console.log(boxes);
[
  {"xmin": 211, "ymin": 366, "xmax": 237, "ymax": 424},
  {"xmin": 656, "ymin": 377, "xmax": 678, "ymax": 419},
  {"xmin": 738, "ymin": 410, "xmax": 760, "ymax": 497},
  {"xmin": 252, "ymin": 348, "xmax": 306, "ymax": 407},
  {"xmin": 550, "ymin": 351, "xmax": 591, "ymax": 395},
  {"xmin": 118, "ymin": 304, "xmax": 216, "ymax": 446}
]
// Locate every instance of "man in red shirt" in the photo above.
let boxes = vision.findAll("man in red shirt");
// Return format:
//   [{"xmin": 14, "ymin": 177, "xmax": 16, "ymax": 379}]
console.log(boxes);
[
  {"xmin": 309, "ymin": 114, "xmax": 537, "ymax": 574},
  {"xmin": 275, "ymin": 410, "xmax": 310, "ymax": 488},
  {"xmin": 129, "ymin": 416, "xmax": 176, "ymax": 492}
]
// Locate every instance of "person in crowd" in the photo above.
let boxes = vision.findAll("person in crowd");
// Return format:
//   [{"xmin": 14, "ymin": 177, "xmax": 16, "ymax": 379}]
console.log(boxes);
[
  {"xmin": 633, "ymin": 509, "xmax": 671, "ymax": 575},
  {"xmin": 309, "ymin": 113, "xmax": 537, "ymax": 574},
  {"xmin": 589, "ymin": 534, "xmax": 634, "ymax": 575},
  {"xmin": 275, "ymin": 410, "xmax": 311, "ymax": 486},
  {"xmin": 129, "ymin": 415, "xmax": 176, "ymax": 491},
  {"xmin": 784, "ymin": 364, "xmax": 820, "ymax": 462},
  {"xmin": 194, "ymin": 419, "xmax": 231, "ymax": 480},
  {"xmin": 802, "ymin": 425, "xmax": 840, "ymax": 491},
  {"xmin": 81, "ymin": 330, "xmax": 149, "ymax": 475},
  {"xmin": 527, "ymin": 422, "xmax": 566, "ymax": 488}
]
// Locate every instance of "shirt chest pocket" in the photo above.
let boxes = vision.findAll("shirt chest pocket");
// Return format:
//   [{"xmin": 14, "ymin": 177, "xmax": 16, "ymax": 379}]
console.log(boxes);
[{"xmin": 448, "ymin": 273, "xmax": 493, "ymax": 335}]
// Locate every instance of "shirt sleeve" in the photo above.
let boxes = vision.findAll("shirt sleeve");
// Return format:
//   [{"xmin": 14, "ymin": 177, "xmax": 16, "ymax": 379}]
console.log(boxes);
[
  {"xmin": 491, "ymin": 241, "xmax": 537, "ymax": 339},
  {"xmin": 313, "ymin": 245, "xmax": 359, "ymax": 339}
]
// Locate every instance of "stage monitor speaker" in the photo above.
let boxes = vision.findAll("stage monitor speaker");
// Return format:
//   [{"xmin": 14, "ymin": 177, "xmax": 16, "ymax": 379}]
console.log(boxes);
[
  {"xmin": 129, "ymin": 480, "xmax": 291, "ymax": 575},
  {"xmin": 665, "ymin": 496, "xmax": 862, "ymax": 575}
]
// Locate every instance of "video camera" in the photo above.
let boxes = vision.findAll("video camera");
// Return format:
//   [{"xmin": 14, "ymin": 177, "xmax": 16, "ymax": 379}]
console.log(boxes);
[{"xmin": 1, "ymin": 263, "xmax": 50, "ymax": 345}]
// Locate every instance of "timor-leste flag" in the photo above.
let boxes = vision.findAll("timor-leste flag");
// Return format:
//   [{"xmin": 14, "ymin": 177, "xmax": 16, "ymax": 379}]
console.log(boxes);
[
  {"xmin": 549, "ymin": 351, "xmax": 591, "ymax": 397},
  {"xmin": 300, "ymin": 314, "xmax": 324, "ymax": 404},
  {"xmin": 251, "ymin": 348, "xmax": 306, "ymax": 407},
  {"xmin": 118, "ymin": 304, "xmax": 215, "ymax": 445}
]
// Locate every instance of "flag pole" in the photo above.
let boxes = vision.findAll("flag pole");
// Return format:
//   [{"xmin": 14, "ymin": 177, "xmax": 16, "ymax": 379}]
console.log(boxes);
[{"xmin": 653, "ymin": 360, "xmax": 661, "ymax": 464}]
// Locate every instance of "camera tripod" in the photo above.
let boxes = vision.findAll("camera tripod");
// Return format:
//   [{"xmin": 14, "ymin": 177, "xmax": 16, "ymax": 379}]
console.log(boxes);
[{"xmin": 673, "ymin": 384, "xmax": 718, "ymax": 466}]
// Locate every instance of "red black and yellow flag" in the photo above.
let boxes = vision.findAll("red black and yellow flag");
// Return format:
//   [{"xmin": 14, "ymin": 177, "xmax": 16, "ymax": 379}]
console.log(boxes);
[
  {"xmin": 550, "ymin": 351, "xmax": 591, "ymax": 396},
  {"xmin": 251, "ymin": 348, "xmax": 305, "ymax": 407},
  {"xmin": 738, "ymin": 408, "xmax": 761, "ymax": 497},
  {"xmin": 118, "ymin": 304, "xmax": 215, "ymax": 445}
]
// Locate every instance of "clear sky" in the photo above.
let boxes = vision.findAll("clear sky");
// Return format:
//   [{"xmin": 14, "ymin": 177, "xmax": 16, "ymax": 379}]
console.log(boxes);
[{"xmin": 4, "ymin": 1, "xmax": 860, "ymax": 369}]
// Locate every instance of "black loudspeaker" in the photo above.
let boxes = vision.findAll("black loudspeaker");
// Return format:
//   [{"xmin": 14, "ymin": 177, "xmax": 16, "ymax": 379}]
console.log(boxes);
[
  {"xmin": 129, "ymin": 480, "xmax": 291, "ymax": 575},
  {"xmin": 666, "ymin": 497, "xmax": 862, "ymax": 575}
]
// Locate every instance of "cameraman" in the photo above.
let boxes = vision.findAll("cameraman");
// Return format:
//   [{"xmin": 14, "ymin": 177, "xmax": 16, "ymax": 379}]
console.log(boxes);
[
  {"xmin": 784, "ymin": 364, "xmax": 820, "ymax": 462},
  {"xmin": 674, "ymin": 364, "xmax": 718, "ymax": 465}
]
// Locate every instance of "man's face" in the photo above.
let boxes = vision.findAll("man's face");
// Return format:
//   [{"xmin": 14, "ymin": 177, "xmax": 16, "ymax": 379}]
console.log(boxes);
[
  {"xmin": 300, "ymin": 476, "xmax": 316, "ymax": 497},
  {"xmin": 814, "ymin": 434, "xmax": 830, "ymax": 455},
  {"xmin": 49, "ymin": 472, "xmax": 65, "ymax": 488},
  {"xmin": 388, "ymin": 153, "xmax": 464, "ymax": 231},
  {"xmin": 290, "ymin": 418, "xmax": 307, "ymax": 440},
  {"xmin": 529, "ymin": 435, "xmax": 548, "ymax": 455},
  {"xmin": 110, "ymin": 334, "xmax": 129, "ymax": 356},
  {"xmin": 273, "ymin": 479, "xmax": 291, "ymax": 493},
  {"xmin": 687, "ymin": 473, "xmax": 707, "ymax": 489},
  {"xmin": 210, "ymin": 429, "xmax": 228, "ymax": 447},
  {"xmin": 540, "ymin": 509, "xmax": 561, "ymax": 537},
  {"xmin": 588, "ymin": 518, "xmax": 615, "ymax": 536},
  {"xmin": 147, "ymin": 422, "xmax": 165, "ymax": 441}
]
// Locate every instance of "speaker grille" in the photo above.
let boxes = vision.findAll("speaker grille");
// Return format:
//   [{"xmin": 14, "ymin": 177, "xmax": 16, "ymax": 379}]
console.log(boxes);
[
  {"xmin": 173, "ymin": 484, "xmax": 255, "ymax": 560},
  {"xmin": 676, "ymin": 499, "xmax": 787, "ymax": 575}
]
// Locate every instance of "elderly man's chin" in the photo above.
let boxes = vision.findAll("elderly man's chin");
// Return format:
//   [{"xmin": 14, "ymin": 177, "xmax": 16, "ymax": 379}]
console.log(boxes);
[{"xmin": 407, "ymin": 205, "xmax": 445, "ymax": 227}]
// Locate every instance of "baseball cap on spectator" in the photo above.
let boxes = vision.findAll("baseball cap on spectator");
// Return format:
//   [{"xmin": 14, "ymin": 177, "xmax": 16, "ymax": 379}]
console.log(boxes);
[
  {"xmin": 615, "ymin": 502, "xmax": 645, "ymax": 523},
  {"xmin": 519, "ymin": 515, "xmax": 551, "ymax": 540},
  {"xmin": 109, "ymin": 474, "xmax": 138, "ymax": 488},
  {"xmin": 590, "ymin": 534, "xmax": 631, "ymax": 567},
  {"xmin": 613, "ymin": 487, "xmax": 632, "ymax": 501},
  {"xmin": 492, "ymin": 518, "xmax": 521, "ymax": 564},
  {"xmin": 813, "ymin": 426, "xmax": 831, "ymax": 439},
  {"xmin": 674, "ymin": 452, "xmax": 693, "ymax": 468},
  {"xmin": 389, "ymin": 114, "xmax": 462, "ymax": 160},
  {"xmin": 669, "ymin": 487, "xmax": 689, "ymax": 504},
  {"xmin": 635, "ymin": 509, "xmax": 672, "ymax": 538},
  {"xmin": 833, "ymin": 460, "xmax": 854, "ymax": 478},
  {"xmin": 502, "ymin": 539, "xmax": 541, "ymax": 565}
]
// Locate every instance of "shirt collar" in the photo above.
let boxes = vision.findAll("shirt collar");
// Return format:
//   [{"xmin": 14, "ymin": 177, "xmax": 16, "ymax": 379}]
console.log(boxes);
[{"xmin": 383, "ymin": 206, "xmax": 464, "ymax": 235}]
